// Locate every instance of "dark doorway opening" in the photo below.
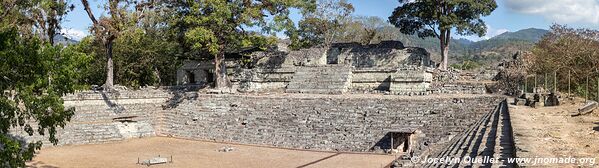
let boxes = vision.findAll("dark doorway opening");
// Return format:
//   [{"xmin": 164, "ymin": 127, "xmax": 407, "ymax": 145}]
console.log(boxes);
[
  {"xmin": 327, "ymin": 47, "xmax": 342, "ymax": 64},
  {"xmin": 186, "ymin": 70, "xmax": 196, "ymax": 84},
  {"xmin": 204, "ymin": 69, "xmax": 214, "ymax": 86},
  {"xmin": 390, "ymin": 132, "xmax": 412, "ymax": 152},
  {"xmin": 204, "ymin": 70, "xmax": 214, "ymax": 83}
]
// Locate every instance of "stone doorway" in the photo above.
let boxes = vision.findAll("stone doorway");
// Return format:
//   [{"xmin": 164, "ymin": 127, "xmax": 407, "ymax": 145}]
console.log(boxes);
[
  {"xmin": 389, "ymin": 131, "xmax": 414, "ymax": 154},
  {"xmin": 186, "ymin": 70, "xmax": 196, "ymax": 84}
]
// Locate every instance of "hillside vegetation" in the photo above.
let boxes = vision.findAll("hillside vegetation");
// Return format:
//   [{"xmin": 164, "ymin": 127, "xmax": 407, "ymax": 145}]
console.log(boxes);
[{"xmin": 403, "ymin": 28, "xmax": 549, "ymax": 68}]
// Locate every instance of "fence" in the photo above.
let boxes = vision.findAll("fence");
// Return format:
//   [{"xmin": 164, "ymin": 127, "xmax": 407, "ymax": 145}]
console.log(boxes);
[{"xmin": 521, "ymin": 70, "xmax": 599, "ymax": 103}]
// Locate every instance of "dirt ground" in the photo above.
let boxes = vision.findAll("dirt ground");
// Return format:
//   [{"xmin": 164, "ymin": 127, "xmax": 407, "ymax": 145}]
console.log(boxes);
[
  {"xmin": 28, "ymin": 137, "xmax": 395, "ymax": 168},
  {"xmin": 510, "ymin": 98, "xmax": 599, "ymax": 167}
]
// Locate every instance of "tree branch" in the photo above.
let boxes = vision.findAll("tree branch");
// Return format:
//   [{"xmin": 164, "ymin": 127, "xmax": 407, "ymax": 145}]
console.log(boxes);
[
  {"xmin": 81, "ymin": 0, "xmax": 98, "ymax": 25},
  {"xmin": 428, "ymin": 24, "xmax": 439, "ymax": 38}
]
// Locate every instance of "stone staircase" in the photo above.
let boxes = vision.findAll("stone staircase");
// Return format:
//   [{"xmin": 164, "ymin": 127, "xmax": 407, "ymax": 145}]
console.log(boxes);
[
  {"xmin": 423, "ymin": 100, "xmax": 516, "ymax": 168},
  {"xmin": 286, "ymin": 65, "xmax": 352, "ymax": 94}
]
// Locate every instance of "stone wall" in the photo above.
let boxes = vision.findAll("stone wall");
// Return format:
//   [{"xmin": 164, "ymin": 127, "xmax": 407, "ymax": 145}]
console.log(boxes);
[
  {"xmin": 286, "ymin": 65, "xmax": 353, "ymax": 94},
  {"xmin": 12, "ymin": 89, "xmax": 503, "ymax": 155},
  {"xmin": 11, "ymin": 90, "xmax": 169, "ymax": 146},
  {"xmin": 235, "ymin": 66, "xmax": 433, "ymax": 94},
  {"xmin": 234, "ymin": 67, "xmax": 295, "ymax": 92},
  {"xmin": 160, "ymin": 93, "xmax": 504, "ymax": 154},
  {"xmin": 418, "ymin": 100, "xmax": 515, "ymax": 167},
  {"xmin": 431, "ymin": 82, "xmax": 489, "ymax": 94}
]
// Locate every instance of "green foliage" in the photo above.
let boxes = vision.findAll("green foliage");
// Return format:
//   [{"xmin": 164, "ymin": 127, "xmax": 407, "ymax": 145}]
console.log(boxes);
[
  {"xmin": 450, "ymin": 60, "xmax": 481, "ymax": 70},
  {"xmin": 240, "ymin": 33, "xmax": 279, "ymax": 50},
  {"xmin": 528, "ymin": 24, "xmax": 599, "ymax": 99},
  {"xmin": 113, "ymin": 29, "xmax": 180, "ymax": 87},
  {"xmin": 180, "ymin": 0, "xmax": 314, "ymax": 87},
  {"xmin": 183, "ymin": 0, "xmax": 314, "ymax": 54},
  {"xmin": 71, "ymin": 36, "xmax": 106, "ymax": 87},
  {"xmin": 73, "ymin": 30, "xmax": 181, "ymax": 88},
  {"xmin": 389, "ymin": 0, "xmax": 497, "ymax": 69},
  {"xmin": 0, "ymin": 26, "xmax": 87, "ymax": 167},
  {"xmin": 389, "ymin": 0, "xmax": 497, "ymax": 38},
  {"xmin": 290, "ymin": 0, "xmax": 354, "ymax": 49},
  {"xmin": 0, "ymin": 0, "xmax": 73, "ymax": 44}
]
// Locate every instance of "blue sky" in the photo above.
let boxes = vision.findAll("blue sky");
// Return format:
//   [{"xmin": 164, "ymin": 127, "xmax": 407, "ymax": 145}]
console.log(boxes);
[{"xmin": 61, "ymin": 0, "xmax": 599, "ymax": 41}]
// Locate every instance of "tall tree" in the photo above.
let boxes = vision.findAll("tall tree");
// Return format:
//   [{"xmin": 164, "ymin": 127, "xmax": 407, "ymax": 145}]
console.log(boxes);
[
  {"xmin": 0, "ymin": 0, "xmax": 73, "ymax": 45},
  {"xmin": 291, "ymin": 0, "xmax": 353, "ymax": 49},
  {"xmin": 30, "ymin": 0, "xmax": 74, "ymax": 45},
  {"xmin": 80, "ymin": 0, "xmax": 151, "ymax": 90},
  {"xmin": 181, "ymin": 0, "xmax": 315, "ymax": 89},
  {"xmin": 389, "ymin": 0, "xmax": 496, "ymax": 70},
  {"xmin": 0, "ymin": 24, "xmax": 89, "ymax": 168}
]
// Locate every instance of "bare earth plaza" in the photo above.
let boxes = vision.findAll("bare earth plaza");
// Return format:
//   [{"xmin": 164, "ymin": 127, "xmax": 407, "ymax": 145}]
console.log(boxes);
[{"xmin": 2, "ymin": 0, "xmax": 599, "ymax": 168}]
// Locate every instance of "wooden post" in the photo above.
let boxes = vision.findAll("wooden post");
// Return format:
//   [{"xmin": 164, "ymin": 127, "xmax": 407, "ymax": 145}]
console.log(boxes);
[
  {"xmin": 534, "ymin": 75, "xmax": 537, "ymax": 93},
  {"xmin": 545, "ymin": 73, "xmax": 548, "ymax": 91},
  {"xmin": 554, "ymin": 71, "xmax": 557, "ymax": 93},
  {"xmin": 568, "ymin": 70, "xmax": 571, "ymax": 97},
  {"xmin": 586, "ymin": 76, "xmax": 589, "ymax": 102},
  {"xmin": 525, "ymin": 76, "xmax": 528, "ymax": 93}
]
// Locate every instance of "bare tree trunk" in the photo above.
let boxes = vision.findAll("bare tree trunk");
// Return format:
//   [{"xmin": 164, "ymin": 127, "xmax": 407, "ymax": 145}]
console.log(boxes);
[
  {"xmin": 439, "ymin": 30, "xmax": 447, "ymax": 70},
  {"xmin": 105, "ymin": 41, "xmax": 114, "ymax": 89},
  {"xmin": 438, "ymin": 29, "xmax": 451, "ymax": 70},
  {"xmin": 444, "ymin": 29, "xmax": 451, "ymax": 70},
  {"xmin": 440, "ymin": 45, "xmax": 448, "ymax": 70},
  {"xmin": 214, "ymin": 50, "xmax": 228, "ymax": 89}
]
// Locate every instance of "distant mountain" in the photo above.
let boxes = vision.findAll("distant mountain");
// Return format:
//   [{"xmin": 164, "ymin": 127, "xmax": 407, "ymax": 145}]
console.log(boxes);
[
  {"xmin": 393, "ymin": 28, "xmax": 549, "ymax": 66},
  {"xmin": 53, "ymin": 34, "xmax": 79, "ymax": 46},
  {"xmin": 454, "ymin": 38, "xmax": 474, "ymax": 46},
  {"xmin": 455, "ymin": 28, "xmax": 549, "ymax": 65},
  {"xmin": 489, "ymin": 28, "xmax": 549, "ymax": 42}
]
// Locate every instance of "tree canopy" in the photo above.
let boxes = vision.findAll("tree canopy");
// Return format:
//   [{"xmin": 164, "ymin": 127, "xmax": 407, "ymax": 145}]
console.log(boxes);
[
  {"xmin": 0, "ymin": 25, "xmax": 89, "ymax": 167},
  {"xmin": 389, "ymin": 0, "xmax": 496, "ymax": 70},
  {"xmin": 527, "ymin": 24, "xmax": 599, "ymax": 98},
  {"xmin": 0, "ymin": 1, "xmax": 89, "ymax": 166},
  {"xmin": 180, "ymin": 0, "xmax": 315, "ymax": 88},
  {"xmin": 290, "ymin": 0, "xmax": 354, "ymax": 49}
]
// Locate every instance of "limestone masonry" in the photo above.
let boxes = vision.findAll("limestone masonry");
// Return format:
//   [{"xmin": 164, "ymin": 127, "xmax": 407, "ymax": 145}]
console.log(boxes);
[
  {"xmin": 12, "ymin": 89, "xmax": 504, "ymax": 158},
  {"xmin": 9, "ymin": 40, "xmax": 518, "ymax": 167}
]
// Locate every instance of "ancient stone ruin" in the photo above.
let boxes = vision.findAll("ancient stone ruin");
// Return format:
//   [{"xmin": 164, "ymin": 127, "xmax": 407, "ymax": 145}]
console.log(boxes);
[
  {"xmin": 177, "ymin": 40, "xmax": 436, "ymax": 95},
  {"xmin": 12, "ymin": 40, "xmax": 517, "ymax": 167}
]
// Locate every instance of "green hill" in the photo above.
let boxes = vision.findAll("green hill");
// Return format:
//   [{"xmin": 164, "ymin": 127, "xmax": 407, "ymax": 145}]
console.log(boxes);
[
  {"xmin": 490, "ymin": 28, "xmax": 549, "ymax": 41},
  {"xmin": 395, "ymin": 28, "xmax": 549, "ymax": 67}
]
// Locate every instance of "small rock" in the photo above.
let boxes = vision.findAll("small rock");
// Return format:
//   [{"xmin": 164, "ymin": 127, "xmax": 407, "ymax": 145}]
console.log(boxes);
[{"xmin": 218, "ymin": 146, "xmax": 235, "ymax": 152}]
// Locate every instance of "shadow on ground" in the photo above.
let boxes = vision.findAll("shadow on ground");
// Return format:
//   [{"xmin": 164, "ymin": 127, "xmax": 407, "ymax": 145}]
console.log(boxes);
[
  {"xmin": 27, "ymin": 161, "xmax": 59, "ymax": 168},
  {"xmin": 296, "ymin": 153, "xmax": 341, "ymax": 168}
]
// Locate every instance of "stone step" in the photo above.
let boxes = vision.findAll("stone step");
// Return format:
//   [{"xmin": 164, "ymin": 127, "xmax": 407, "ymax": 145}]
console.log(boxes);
[
  {"xmin": 286, "ymin": 66, "xmax": 352, "ymax": 94},
  {"xmin": 425, "ymin": 104, "xmax": 498, "ymax": 168},
  {"xmin": 423, "ymin": 100, "xmax": 516, "ymax": 168}
]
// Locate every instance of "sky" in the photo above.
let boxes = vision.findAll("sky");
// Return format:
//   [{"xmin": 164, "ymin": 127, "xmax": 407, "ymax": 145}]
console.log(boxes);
[{"xmin": 61, "ymin": 0, "xmax": 599, "ymax": 42}]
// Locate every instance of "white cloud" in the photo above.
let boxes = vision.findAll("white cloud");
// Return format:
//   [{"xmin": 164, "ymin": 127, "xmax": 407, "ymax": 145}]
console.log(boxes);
[
  {"xmin": 457, "ymin": 26, "xmax": 509, "ymax": 42},
  {"xmin": 505, "ymin": 0, "xmax": 599, "ymax": 24},
  {"xmin": 60, "ymin": 28, "xmax": 88, "ymax": 41}
]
